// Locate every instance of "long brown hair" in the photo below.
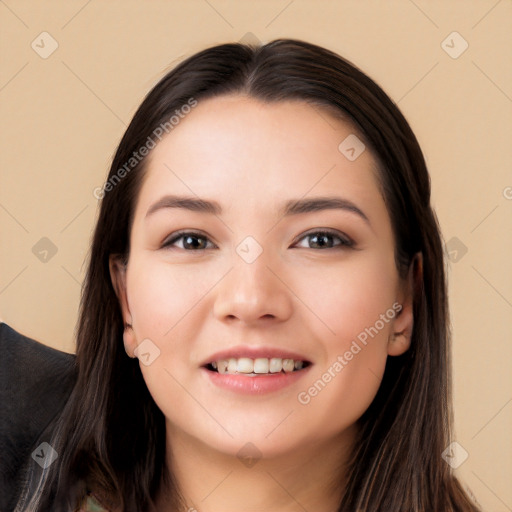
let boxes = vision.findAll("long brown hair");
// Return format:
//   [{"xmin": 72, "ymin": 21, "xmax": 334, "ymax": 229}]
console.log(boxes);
[{"xmin": 16, "ymin": 39, "xmax": 480, "ymax": 511}]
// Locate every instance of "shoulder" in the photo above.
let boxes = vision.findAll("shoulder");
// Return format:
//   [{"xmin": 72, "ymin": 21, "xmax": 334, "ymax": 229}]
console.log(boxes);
[
  {"xmin": 0, "ymin": 322, "xmax": 77, "ymax": 511},
  {"xmin": 0, "ymin": 322, "xmax": 77, "ymax": 431},
  {"xmin": 0, "ymin": 322, "xmax": 76, "ymax": 385}
]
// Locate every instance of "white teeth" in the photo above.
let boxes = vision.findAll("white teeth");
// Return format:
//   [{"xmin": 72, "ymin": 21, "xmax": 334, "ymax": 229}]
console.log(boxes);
[
  {"xmin": 210, "ymin": 357, "xmax": 307, "ymax": 375},
  {"xmin": 269, "ymin": 358, "xmax": 282, "ymax": 373},
  {"xmin": 228, "ymin": 358, "xmax": 237, "ymax": 373},
  {"xmin": 254, "ymin": 358, "xmax": 269, "ymax": 374},
  {"xmin": 282, "ymin": 359, "xmax": 294, "ymax": 372},
  {"xmin": 237, "ymin": 357, "xmax": 254, "ymax": 373}
]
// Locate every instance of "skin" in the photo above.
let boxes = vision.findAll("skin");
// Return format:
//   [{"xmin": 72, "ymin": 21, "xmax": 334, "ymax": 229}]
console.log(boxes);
[{"xmin": 110, "ymin": 95, "xmax": 414, "ymax": 512}]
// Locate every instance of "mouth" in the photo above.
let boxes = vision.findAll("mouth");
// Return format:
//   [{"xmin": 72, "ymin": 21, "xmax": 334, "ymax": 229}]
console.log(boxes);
[
  {"xmin": 201, "ymin": 348, "xmax": 313, "ymax": 394},
  {"xmin": 203, "ymin": 357, "xmax": 312, "ymax": 376}
]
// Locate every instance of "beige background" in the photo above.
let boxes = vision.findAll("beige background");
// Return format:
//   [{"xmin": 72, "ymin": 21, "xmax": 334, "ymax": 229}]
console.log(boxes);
[{"xmin": 1, "ymin": 1, "xmax": 511, "ymax": 510}]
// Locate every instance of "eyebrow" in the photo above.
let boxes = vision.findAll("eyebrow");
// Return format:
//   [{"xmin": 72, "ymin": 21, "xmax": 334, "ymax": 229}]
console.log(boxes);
[{"xmin": 145, "ymin": 194, "xmax": 370, "ymax": 224}]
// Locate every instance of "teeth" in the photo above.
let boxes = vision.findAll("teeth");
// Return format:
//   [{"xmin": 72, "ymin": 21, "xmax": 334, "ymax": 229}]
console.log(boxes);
[
  {"xmin": 282, "ymin": 359, "xmax": 294, "ymax": 372},
  {"xmin": 228, "ymin": 358, "xmax": 237, "ymax": 373},
  {"xmin": 237, "ymin": 358, "xmax": 253, "ymax": 373},
  {"xmin": 217, "ymin": 360, "xmax": 228, "ymax": 374},
  {"xmin": 254, "ymin": 358, "xmax": 269, "ymax": 374},
  {"xmin": 269, "ymin": 358, "xmax": 282, "ymax": 373},
  {"xmin": 210, "ymin": 357, "xmax": 307, "ymax": 375}
]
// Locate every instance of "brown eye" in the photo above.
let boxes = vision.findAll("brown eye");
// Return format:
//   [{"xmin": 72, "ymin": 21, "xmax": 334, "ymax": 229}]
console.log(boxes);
[
  {"xmin": 162, "ymin": 231, "xmax": 215, "ymax": 251},
  {"xmin": 294, "ymin": 230, "xmax": 353, "ymax": 250}
]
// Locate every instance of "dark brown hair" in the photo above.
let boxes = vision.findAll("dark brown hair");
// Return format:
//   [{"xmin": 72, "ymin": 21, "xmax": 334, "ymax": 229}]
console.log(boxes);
[{"xmin": 16, "ymin": 39, "xmax": 480, "ymax": 512}]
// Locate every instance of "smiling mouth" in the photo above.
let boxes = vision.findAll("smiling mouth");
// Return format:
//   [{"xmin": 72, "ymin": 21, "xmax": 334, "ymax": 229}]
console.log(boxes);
[{"xmin": 204, "ymin": 357, "xmax": 311, "ymax": 376}]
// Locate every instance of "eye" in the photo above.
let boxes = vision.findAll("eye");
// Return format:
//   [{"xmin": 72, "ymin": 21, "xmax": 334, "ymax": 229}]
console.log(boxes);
[
  {"xmin": 162, "ymin": 231, "xmax": 216, "ymax": 251},
  {"xmin": 293, "ymin": 229, "xmax": 354, "ymax": 250},
  {"xmin": 161, "ymin": 229, "xmax": 353, "ymax": 251}
]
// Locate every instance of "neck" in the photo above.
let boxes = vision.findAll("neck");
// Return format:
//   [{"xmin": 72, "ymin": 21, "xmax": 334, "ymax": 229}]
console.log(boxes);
[{"xmin": 155, "ymin": 424, "xmax": 356, "ymax": 512}]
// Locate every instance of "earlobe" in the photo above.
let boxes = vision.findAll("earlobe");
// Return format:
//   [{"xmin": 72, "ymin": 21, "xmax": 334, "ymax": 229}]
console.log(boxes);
[
  {"xmin": 387, "ymin": 252, "xmax": 422, "ymax": 357},
  {"xmin": 123, "ymin": 324, "xmax": 137, "ymax": 359},
  {"xmin": 387, "ymin": 331, "xmax": 411, "ymax": 356},
  {"xmin": 109, "ymin": 255, "xmax": 137, "ymax": 358}
]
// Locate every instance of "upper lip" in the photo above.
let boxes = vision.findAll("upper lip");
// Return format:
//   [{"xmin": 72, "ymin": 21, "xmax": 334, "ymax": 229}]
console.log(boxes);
[{"xmin": 200, "ymin": 345, "xmax": 312, "ymax": 367}]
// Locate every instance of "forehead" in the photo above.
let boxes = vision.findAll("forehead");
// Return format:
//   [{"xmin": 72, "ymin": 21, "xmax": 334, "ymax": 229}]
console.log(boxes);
[{"xmin": 137, "ymin": 95, "xmax": 381, "ymax": 213}]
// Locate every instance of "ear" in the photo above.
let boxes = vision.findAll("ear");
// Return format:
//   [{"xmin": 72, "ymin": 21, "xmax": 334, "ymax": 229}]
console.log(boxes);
[
  {"xmin": 387, "ymin": 252, "xmax": 422, "ymax": 357},
  {"xmin": 109, "ymin": 255, "xmax": 137, "ymax": 358}
]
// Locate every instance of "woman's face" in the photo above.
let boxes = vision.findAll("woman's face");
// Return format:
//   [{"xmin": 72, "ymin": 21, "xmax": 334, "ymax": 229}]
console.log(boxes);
[{"xmin": 111, "ymin": 95, "xmax": 413, "ymax": 459}]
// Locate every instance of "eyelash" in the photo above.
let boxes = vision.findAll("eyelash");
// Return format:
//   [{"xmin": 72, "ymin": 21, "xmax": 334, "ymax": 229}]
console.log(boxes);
[{"xmin": 161, "ymin": 229, "xmax": 354, "ymax": 251}]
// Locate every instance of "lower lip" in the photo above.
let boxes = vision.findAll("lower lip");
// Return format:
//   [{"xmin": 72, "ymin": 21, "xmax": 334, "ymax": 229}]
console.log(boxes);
[{"xmin": 201, "ymin": 366, "xmax": 312, "ymax": 395}]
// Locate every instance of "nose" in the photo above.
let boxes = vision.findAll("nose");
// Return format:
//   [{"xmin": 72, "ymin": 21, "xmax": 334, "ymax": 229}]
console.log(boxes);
[{"xmin": 213, "ymin": 249, "xmax": 293, "ymax": 326}]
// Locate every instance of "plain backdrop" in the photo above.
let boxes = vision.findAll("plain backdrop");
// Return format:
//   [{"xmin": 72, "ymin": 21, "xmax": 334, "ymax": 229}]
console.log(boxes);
[{"xmin": 1, "ymin": 1, "xmax": 511, "ymax": 510}]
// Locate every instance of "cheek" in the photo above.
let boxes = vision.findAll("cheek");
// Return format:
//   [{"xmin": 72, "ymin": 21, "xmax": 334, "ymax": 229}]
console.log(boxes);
[
  {"xmin": 292, "ymin": 252, "xmax": 397, "ymax": 433},
  {"xmin": 294, "ymin": 250, "xmax": 398, "ymax": 351},
  {"xmin": 124, "ymin": 254, "xmax": 227, "ymax": 395},
  {"xmin": 124, "ymin": 255, "xmax": 217, "ymax": 429},
  {"xmin": 125, "ymin": 254, "xmax": 215, "ymax": 337},
  {"xmin": 296, "ymin": 350, "xmax": 387, "ymax": 441}
]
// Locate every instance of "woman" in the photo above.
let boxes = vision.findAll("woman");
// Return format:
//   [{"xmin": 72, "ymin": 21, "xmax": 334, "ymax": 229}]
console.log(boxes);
[{"xmin": 15, "ymin": 39, "xmax": 481, "ymax": 511}]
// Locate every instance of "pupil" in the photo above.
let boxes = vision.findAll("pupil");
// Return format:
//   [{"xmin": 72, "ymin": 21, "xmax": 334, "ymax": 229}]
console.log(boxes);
[
  {"xmin": 312, "ymin": 234, "xmax": 331, "ymax": 248},
  {"xmin": 186, "ymin": 236, "xmax": 203, "ymax": 249}
]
